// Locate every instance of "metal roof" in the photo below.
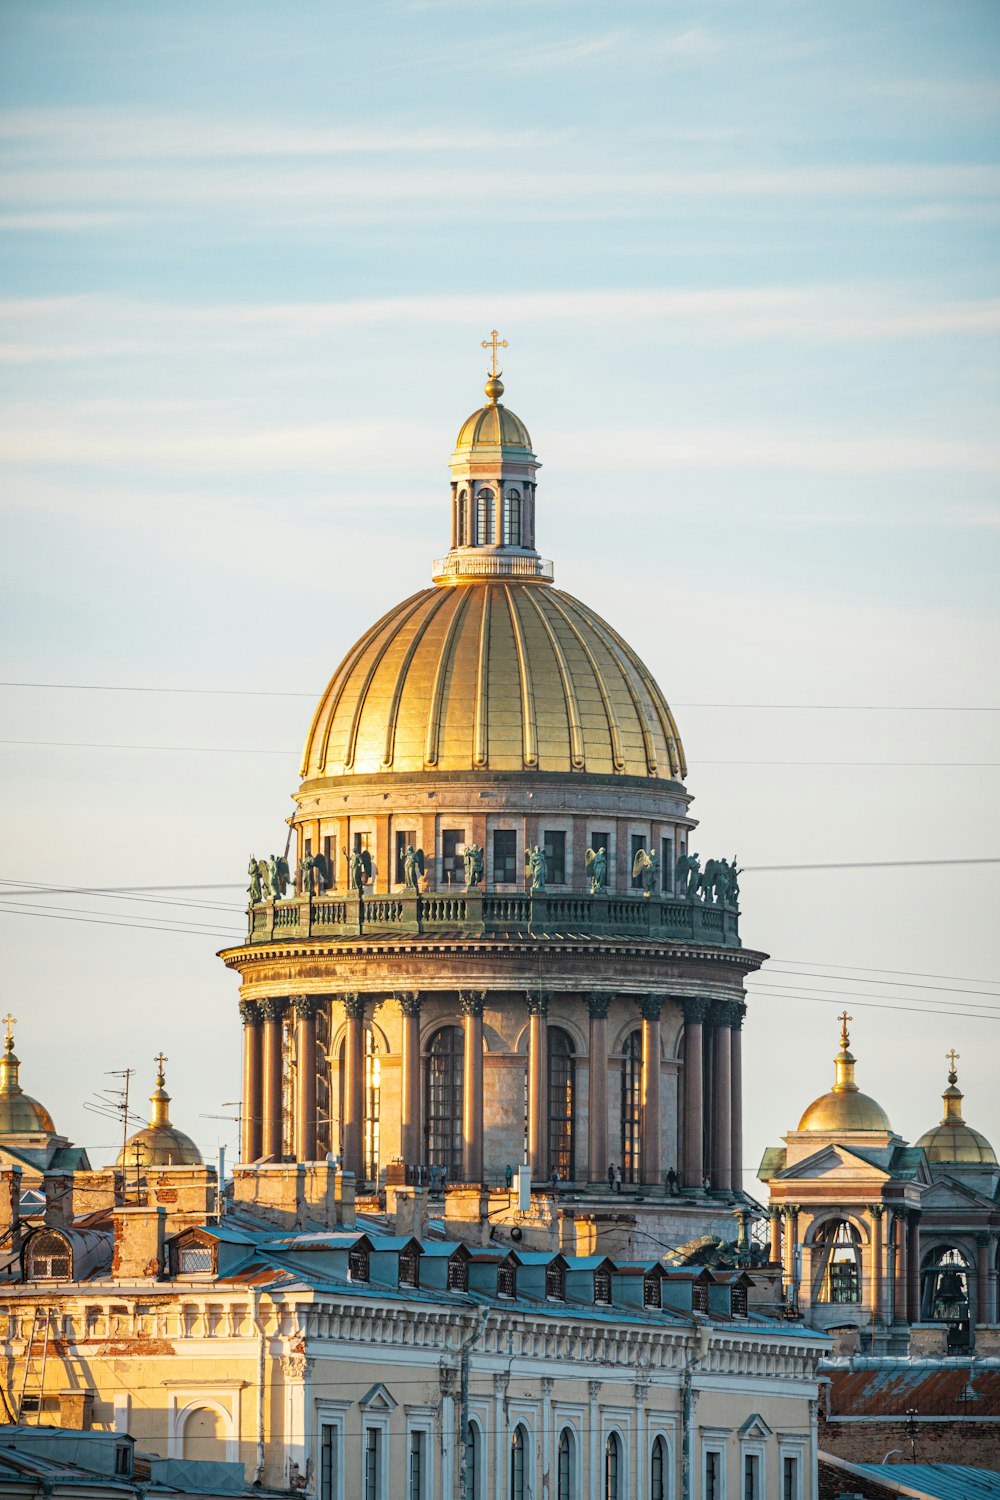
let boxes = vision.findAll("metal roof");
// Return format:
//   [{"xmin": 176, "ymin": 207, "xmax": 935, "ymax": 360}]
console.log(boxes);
[{"xmin": 857, "ymin": 1462, "xmax": 1000, "ymax": 1499}]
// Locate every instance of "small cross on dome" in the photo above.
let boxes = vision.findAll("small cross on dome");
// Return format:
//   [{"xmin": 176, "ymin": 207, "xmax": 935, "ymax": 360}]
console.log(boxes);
[
  {"xmin": 838, "ymin": 1011, "xmax": 852, "ymax": 1048},
  {"xmin": 946, "ymin": 1048, "xmax": 960, "ymax": 1079},
  {"xmin": 481, "ymin": 328, "xmax": 508, "ymax": 378},
  {"xmin": 2, "ymin": 1013, "xmax": 16, "ymax": 1048}
]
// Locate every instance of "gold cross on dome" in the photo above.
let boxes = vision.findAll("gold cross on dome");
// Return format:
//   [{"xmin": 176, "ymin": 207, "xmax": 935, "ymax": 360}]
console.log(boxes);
[
  {"xmin": 2, "ymin": 1013, "xmax": 15, "ymax": 1045},
  {"xmin": 838, "ymin": 1010, "xmax": 852, "ymax": 1046},
  {"xmin": 946, "ymin": 1048, "xmax": 960, "ymax": 1073},
  {"xmin": 154, "ymin": 1051, "xmax": 168, "ymax": 1076},
  {"xmin": 481, "ymin": 328, "xmax": 508, "ymax": 377}
]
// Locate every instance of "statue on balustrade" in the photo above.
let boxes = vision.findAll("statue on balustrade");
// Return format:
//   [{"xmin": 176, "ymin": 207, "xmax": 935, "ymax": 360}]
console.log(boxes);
[
  {"xmin": 345, "ymin": 846, "xmax": 372, "ymax": 896},
  {"xmin": 729, "ymin": 856, "xmax": 741, "ymax": 905},
  {"xmin": 676, "ymin": 850, "xmax": 701, "ymax": 897},
  {"xmin": 632, "ymin": 846, "xmax": 660, "ymax": 896},
  {"xmin": 585, "ymin": 845, "xmax": 607, "ymax": 895},
  {"xmin": 404, "ymin": 844, "xmax": 425, "ymax": 892},
  {"xmin": 266, "ymin": 854, "xmax": 291, "ymax": 900},
  {"xmin": 299, "ymin": 855, "xmax": 315, "ymax": 895},
  {"xmin": 464, "ymin": 842, "xmax": 484, "ymax": 889},
  {"xmin": 526, "ymin": 844, "xmax": 547, "ymax": 891},
  {"xmin": 311, "ymin": 851, "xmax": 331, "ymax": 892},
  {"xmin": 248, "ymin": 855, "xmax": 263, "ymax": 905}
]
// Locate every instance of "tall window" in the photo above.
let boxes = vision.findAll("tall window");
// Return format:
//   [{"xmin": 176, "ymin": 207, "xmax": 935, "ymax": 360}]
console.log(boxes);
[
  {"xmin": 631, "ymin": 833, "xmax": 647, "ymax": 889},
  {"xmin": 504, "ymin": 491, "xmax": 522, "ymax": 545},
  {"xmin": 319, "ymin": 1423, "xmax": 340, "ymax": 1500},
  {"xmin": 651, "ymin": 1436, "xmax": 667, "ymax": 1500},
  {"xmin": 543, "ymin": 830, "xmax": 566, "ymax": 884},
  {"xmin": 743, "ymin": 1452, "xmax": 761, "ymax": 1500},
  {"xmin": 476, "ymin": 488, "xmax": 495, "ymax": 546},
  {"xmin": 815, "ymin": 1219, "xmax": 861, "ymax": 1303},
  {"xmin": 557, "ymin": 1429, "xmax": 573, "ymax": 1500},
  {"xmin": 442, "ymin": 829, "xmax": 465, "ymax": 885},
  {"xmin": 705, "ymin": 1451, "xmax": 721, "ymax": 1500},
  {"xmin": 364, "ymin": 1030, "xmax": 381, "ymax": 1183},
  {"xmin": 782, "ymin": 1454, "xmax": 800, "ymax": 1500},
  {"xmin": 548, "ymin": 1028, "xmax": 575, "ymax": 1180},
  {"xmin": 323, "ymin": 835, "xmax": 337, "ymax": 889},
  {"xmin": 661, "ymin": 836, "xmax": 673, "ymax": 892},
  {"xmin": 510, "ymin": 1425, "xmax": 527, "ymax": 1500},
  {"xmin": 493, "ymin": 829, "xmax": 518, "ymax": 884},
  {"xmin": 464, "ymin": 1422, "xmax": 481, "ymax": 1500},
  {"xmin": 605, "ymin": 1433, "xmax": 621, "ymax": 1500},
  {"xmin": 425, "ymin": 1026, "xmax": 464, "ymax": 1178},
  {"xmin": 620, "ymin": 1030, "xmax": 642, "ymax": 1183},
  {"xmin": 922, "ymin": 1245, "xmax": 972, "ymax": 1326},
  {"xmin": 458, "ymin": 490, "xmax": 470, "ymax": 545},
  {"xmin": 364, "ymin": 1428, "xmax": 380, "ymax": 1500},
  {"xmin": 409, "ymin": 1431, "xmax": 425, "ymax": 1500}
]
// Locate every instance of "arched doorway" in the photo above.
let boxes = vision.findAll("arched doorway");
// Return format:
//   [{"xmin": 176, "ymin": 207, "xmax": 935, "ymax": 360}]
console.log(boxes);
[
  {"xmin": 425, "ymin": 1025, "xmax": 464, "ymax": 1180},
  {"xmin": 548, "ymin": 1027, "xmax": 575, "ymax": 1181},
  {"xmin": 922, "ymin": 1245, "xmax": 972, "ymax": 1350},
  {"xmin": 620, "ymin": 1030, "xmax": 642, "ymax": 1183},
  {"xmin": 181, "ymin": 1406, "xmax": 228, "ymax": 1463},
  {"xmin": 813, "ymin": 1219, "xmax": 862, "ymax": 1305}
]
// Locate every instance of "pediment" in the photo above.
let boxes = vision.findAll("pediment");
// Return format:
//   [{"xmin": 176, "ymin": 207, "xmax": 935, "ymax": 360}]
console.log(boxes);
[
  {"xmin": 921, "ymin": 1175, "xmax": 996, "ymax": 1211},
  {"xmin": 777, "ymin": 1145, "xmax": 891, "ymax": 1182},
  {"xmin": 738, "ymin": 1414, "xmax": 773, "ymax": 1441},
  {"xmin": 359, "ymin": 1382, "xmax": 397, "ymax": 1412}
]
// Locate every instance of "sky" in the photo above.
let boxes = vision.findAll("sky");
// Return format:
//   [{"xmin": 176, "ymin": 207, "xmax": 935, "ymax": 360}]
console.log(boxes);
[{"xmin": 0, "ymin": 1, "xmax": 998, "ymax": 1187}]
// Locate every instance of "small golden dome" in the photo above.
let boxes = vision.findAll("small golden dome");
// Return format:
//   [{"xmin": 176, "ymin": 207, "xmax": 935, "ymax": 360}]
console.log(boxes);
[
  {"xmin": 455, "ymin": 400, "xmax": 532, "ymax": 452},
  {"xmin": 914, "ymin": 1054, "xmax": 996, "ymax": 1164},
  {"xmin": 798, "ymin": 1016, "xmax": 892, "ymax": 1133},
  {"xmin": 118, "ymin": 1058, "xmax": 202, "ymax": 1173},
  {"xmin": 0, "ymin": 1026, "xmax": 56, "ymax": 1137},
  {"xmin": 301, "ymin": 582, "xmax": 686, "ymax": 781}
]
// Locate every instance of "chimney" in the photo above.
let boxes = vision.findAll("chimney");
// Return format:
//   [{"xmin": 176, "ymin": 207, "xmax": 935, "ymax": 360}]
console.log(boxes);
[
  {"xmin": 42, "ymin": 1170, "xmax": 74, "ymax": 1229},
  {"xmin": 111, "ymin": 1206, "xmax": 165, "ymax": 1280},
  {"xmin": 0, "ymin": 1166, "xmax": 21, "ymax": 1252},
  {"xmin": 232, "ymin": 1163, "xmax": 354, "ymax": 1230}
]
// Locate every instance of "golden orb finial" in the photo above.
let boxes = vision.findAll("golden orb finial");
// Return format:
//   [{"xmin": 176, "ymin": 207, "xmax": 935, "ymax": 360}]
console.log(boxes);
[
  {"xmin": 481, "ymin": 328, "xmax": 508, "ymax": 403},
  {"xmin": 946, "ymin": 1047, "xmax": 960, "ymax": 1085},
  {"xmin": 838, "ymin": 1010, "xmax": 852, "ymax": 1051},
  {"xmin": 2, "ymin": 1014, "xmax": 16, "ymax": 1053}
]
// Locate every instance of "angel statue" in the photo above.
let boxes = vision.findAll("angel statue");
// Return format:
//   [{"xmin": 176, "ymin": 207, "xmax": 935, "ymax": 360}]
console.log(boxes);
[
  {"xmin": 248, "ymin": 855, "xmax": 263, "ymax": 905},
  {"xmin": 526, "ymin": 844, "xmax": 547, "ymax": 892},
  {"xmin": 267, "ymin": 854, "xmax": 290, "ymax": 900},
  {"xmin": 676, "ymin": 850, "xmax": 700, "ymax": 898},
  {"xmin": 463, "ymin": 842, "xmax": 484, "ymax": 889},
  {"xmin": 632, "ymin": 846, "xmax": 659, "ymax": 897},
  {"xmin": 404, "ymin": 844, "xmax": 425, "ymax": 892},
  {"xmin": 729, "ymin": 856, "xmax": 742, "ymax": 906},
  {"xmin": 585, "ymin": 846, "xmax": 607, "ymax": 895},
  {"xmin": 311, "ymin": 851, "xmax": 330, "ymax": 893},
  {"xmin": 344, "ymin": 846, "xmax": 373, "ymax": 897}
]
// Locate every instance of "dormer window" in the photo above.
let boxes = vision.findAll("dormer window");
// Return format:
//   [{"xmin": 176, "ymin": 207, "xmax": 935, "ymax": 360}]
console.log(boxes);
[
  {"xmin": 398, "ymin": 1247, "xmax": 419, "ymax": 1288},
  {"xmin": 643, "ymin": 1273, "xmax": 661, "ymax": 1308},
  {"xmin": 497, "ymin": 1260, "xmax": 516, "ymax": 1299},
  {"xmin": 594, "ymin": 1267, "xmax": 611, "ymax": 1305},
  {"xmin": 25, "ymin": 1230, "xmax": 71, "ymax": 1281},
  {"xmin": 732, "ymin": 1282, "xmax": 748, "ymax": 1317},
  {"xmin": 348, "ymin": 1244, "xmax": 370, "ymax": 1282},
  {"xmin": 545, "ymin": 1262, "xmax": 565, "ymax": 1300},
  {"xmin": 169, "ymin": 1233, "xmax": 216, "ymax": 1277},
  {"xmin": 693, "ymin": 1280, "xmax": 709, "ymax": 1314},
  {"xmin": 447, "ymin": 1255, "xmax": 468, "ymax": 1292}
]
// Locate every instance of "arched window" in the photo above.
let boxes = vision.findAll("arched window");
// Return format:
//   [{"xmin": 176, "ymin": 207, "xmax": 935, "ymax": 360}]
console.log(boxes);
[
  {"xmin": 814, "ymin": 1219, "xmax": 861, "ymax": 1304},
  {"xmin": 503, "ymin": 491, "xmax": 522, "ymax": 545},
  {"xmin": 922, "ymin": 1245, "xmax": 972, "ymax": 1333},
  {"xmin": 464, "ymin": 1420, "xmax": 482, "ymax": 1499},
  {"xmin": 24, "ymin": 1230, "xmax": 71, "ymax": 1280},
  {"xmin": 557, "ymin": 1428, "xmax": 573, "ymax": 1500},
  {"xmin": 458, "ymin": 490, "xmax": 470, "ymax": 546},
  {"xmin": 476, "ymin": 488, "xmax": 495, "ymax": 547},
  {"xmin": 605, "ymin": 1432, "xmax": 622, "ymax": 1500},
  {"xmin": 182, "ymin": 1406, "xmax": 228, "ymax": 1463},
  {"xmin": 651, "ymin": 1435, "xmax": 667, "ymax": 1500},
  {"xmin": 620, "ymin": 1030, "xmax": 642, "ymax": 1183},
  {"xmin": 425, "ymin": 1026, "xmax": 464, "ymax": 1179},
  {"xmin": 548, "ymin": 1027, "xmax": 575, "ymax": 1181},
  {"xmin": 510, "ymin": 1425, "xmax": 528, "ymax": 1500}
]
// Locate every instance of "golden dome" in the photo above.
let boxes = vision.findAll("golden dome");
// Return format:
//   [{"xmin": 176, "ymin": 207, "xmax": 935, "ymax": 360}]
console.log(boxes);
[
  {"xmin": 915, "ymin": 1054, "xmax": 996, "ymax": 1164},
  {"xmin": 300, "ymin": 582, "xmax": 686, "ymax": 781},
  {"xmin": 455, "ymin": 398, "xmax": 532, "ymax": 453},
  {"xmin": 798, "ymin": 1016, "xmax": 892, "ymax": 1133},
  {"xmin": 0, "ymin": 1027, "xmax": 56, "ymax": 1136},
  {"xmin": 117, "ymin": 1059, "xmax": 202, "ymax": 1174}
]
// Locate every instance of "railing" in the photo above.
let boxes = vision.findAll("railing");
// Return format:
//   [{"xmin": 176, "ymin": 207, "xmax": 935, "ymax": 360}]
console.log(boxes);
[
  {"xmin": 242, "ymin": 890, "xmax": 740, "ymax": 948},
  {"xmin": 431, "ymin": 552, "xmax": 554, "ymax": 583}
]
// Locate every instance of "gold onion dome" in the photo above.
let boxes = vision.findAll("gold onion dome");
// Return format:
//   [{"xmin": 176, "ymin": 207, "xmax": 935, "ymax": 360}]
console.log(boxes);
[
  {"xmin": 798, "ymin": 1015, "xmax": 892, "ymax": 1133},
  {"xmin": 117, "ymin": 1058, "xmax": 203, "ymax": 1172},
  {"xmin": 0, "ymin": 1022, "xmax": 56, "ymax": 1136},
  {"xmin": 301, "ymin": 336, "xmax": 685, "ymax": 784},
  {"xmin": 915, "ymin": 1054, "xmax": 996, "ymax": 1164}
]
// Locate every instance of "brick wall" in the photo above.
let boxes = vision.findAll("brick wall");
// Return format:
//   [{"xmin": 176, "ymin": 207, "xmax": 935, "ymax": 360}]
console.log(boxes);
[{"xmin": 820, "ymin": 1413, "xmax": 1000, "ymax": 1468}]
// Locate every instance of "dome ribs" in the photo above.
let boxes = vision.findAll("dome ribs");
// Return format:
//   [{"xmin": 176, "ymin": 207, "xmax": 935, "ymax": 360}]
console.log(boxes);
[
  {"xmin": 303, "ymin": 588, "xmax": 429, "ymax": 777},
  {"xmin": 559, "ymin": 593, "xmax": 660, "ymax": 777},
  {"xmin": 594, "ymin": 611, "xmax": 687, "ymax": 778},
  {"xmin": 424, "ymin": 587, "xmax": 473, "ymax": 768},
  {"xmin": 381, "ymin": 589, "xmax": 451, "ymax": 769},
  {"xmin": 503, "ymin": 585, "xmax": 538, "ymax": 768},
  {"xmin": 473, "ymin": 585, "xmax": 492, "ymax": 768},
  {"xmin": 343, "ymin": 592, "xmax": 436, "ymax": 772},
  {"xmin": 545, "ymin": 591, "xmax": 626, "ymax": 773},
  {"xmin": 520, "ymin": 587, "xmax": 586, "ymax": 770}
]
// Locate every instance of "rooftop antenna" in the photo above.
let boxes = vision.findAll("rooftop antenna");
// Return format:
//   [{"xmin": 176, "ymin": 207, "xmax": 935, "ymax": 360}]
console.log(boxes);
[
  {"xmin": 199, "ymin": 1102, "xmax": 242, "ymax": 1218},
  {"xmin": 84, "ymin": 1068, "xmax": 144, "ymax": 1203}
]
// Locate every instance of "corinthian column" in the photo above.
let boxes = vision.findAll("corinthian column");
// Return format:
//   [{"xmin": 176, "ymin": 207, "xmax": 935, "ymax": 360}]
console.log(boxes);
[
  {"xmin": 586, "ymin": 993, "xmax": 610, "ymax": 1186},
  {"xmin": 291, "ymin": 995, "xmax": 320, "ymax": 1161},
  {"xmin": 259, "ymin": 997, "xmax": 286, "ymax": 1162},
  {"xmin": 638, "ymin": 996, "xmax": 662, "ymax": 1187},
  {"xmin": 526, "ymin": 991, "xmax": 549, "ymax": 1181},
  {"xmin": 710, "ymin": 1004, "xmax": 733, "ymax": 1193},
  {"xmin": 342, "ymin": 994, "xmax": 365, "ymax": 1180},
  {"xmin": 730, "ymin": 1005, "xmax": 745, "ymax": 1196},
  {"xmin": 682, "ymin": 999, "xmax": 709, "ymax": 1189},
  {"xmin": 869, "ymin": 1204, "xmax": 884, "ymax": 1325},
  {"xmin": 239, "ymin": 1000, "xmax": 263, "ymax": 1162},
  {"xmin": 460, "ymin": 992, "xmax": 486, "ymax": 1183},
  {"xmin": 397, "ymin": 992, "xmax": 422, "ymax": 1171}
]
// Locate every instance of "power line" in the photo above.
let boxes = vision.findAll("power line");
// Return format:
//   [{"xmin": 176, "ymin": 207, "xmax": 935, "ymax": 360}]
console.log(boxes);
[
  {"xmin": 0, "ymin": 904, "xmax": 239, "ymax": 939},
  {"xmin": 763, "ymin": 966, "xmax": 1000, "ymax": 998},
  {"xmin": 746, "ymin": 857, "xmax": 1000, "ymax": 872},
  {"xmin": 771, "ymin": 955, "xmax": 1000, "ymax": 986},
  {"xmin": 0, "ymin": 877, "xmax": 243, "ymax": 912},
  {"xmin": 748, "ymin": 989, "xmax": 1000, "ymax": 1023},
  {"xmin": 749, "ymin": 978, "xmax": 1000, "ymax": 1014},
  {"xmin": 0, "ymin": 896, "xmax": 243, "ymax": 934}
]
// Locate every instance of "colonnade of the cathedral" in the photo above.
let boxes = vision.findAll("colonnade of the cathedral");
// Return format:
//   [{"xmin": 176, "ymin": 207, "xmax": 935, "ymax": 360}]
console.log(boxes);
[{"xmin": 237, "ymin": 992, "xmax": 746, "ymax": 1192}]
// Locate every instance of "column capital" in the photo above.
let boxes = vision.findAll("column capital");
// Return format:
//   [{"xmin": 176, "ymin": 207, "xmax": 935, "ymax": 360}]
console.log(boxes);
[
  {"xmin": 868, "ymin": 1203, "xmax": 885, "ymax": 1220},
  {"xmin": 290, "ymin": 994, "xmax": 321, "ymax": 1021},
  {"xmin": 682, "ymin": 997, "xmax": 712, "ymax": 1025},
  {"xmin": 638, "ymin": 995, "xmax": 663, "ymax": 1022},
  {"xmin": 239, "ymin": 999, "xmax": 262, "ymax": 1027},
  {"xmin": 730, "ymin": 1003, "xmax": 747, "ymax": 1031},
  {"xmin": 525, "ymin": 990, "xmax": 549, "ymax": 1017},
  {"xmin": 768, "ymin": 1204, "xmax": 783, "ymax": 1221},
  {"xmin": 585, "ymin": 992, "xmax": 611, "ymax": 1020},
  {"xmin": 708, "ymin": 999, "xmax": 742, "ymax": 1027},
  {"xmin": 342, "ymin": 993, "xmax": 365, "ymax": 1021},
  {"xmin": 258, "ymin": 997, "xmax": 287, "ymax": 1024},
  {"xmin": 396, "ymin": 991, "xmax": 422, "ymax": 1017},
  {"xmin": 459, "ymin": 990, "xmax": 487, "ymax": 1018}
]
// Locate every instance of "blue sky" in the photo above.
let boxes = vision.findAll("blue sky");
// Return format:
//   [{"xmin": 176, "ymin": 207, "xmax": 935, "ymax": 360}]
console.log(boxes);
[{"xmin": 1, "ymin": 1, "xmax": 998, "ymax": 1179}]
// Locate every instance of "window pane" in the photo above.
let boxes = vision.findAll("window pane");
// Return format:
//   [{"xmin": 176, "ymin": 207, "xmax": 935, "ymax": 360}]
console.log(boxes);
[
  {"xmin": 426, "ymin": 1027, "xmax": 464, "ymax": 1180},
  {"xmin": 557, "ymin": 1430, "xmax": 571, "ymax": 1500},
  {"xmin": 409, "ymin": 1431, "xmax": 424, "ymax": 1500},
  {"xmin": 493, "ymin": 830, "xmax": 518, "ymax": 884},
  {"xmin": 631, "ymin": 834, "xmax": 646, "ymax": 889},
  {"xmin": 651, "ymin": 1436, "xmax": 665, "ymax": 1500},
  {"xmin": 620, "ymin": 1030, "xmax": 642, "ymax": 1183},
  {"xmin": 543, "ymin": 830, "xmax": 566, "ymax": 883},
  {"xmin": 548, "ymin": 1028, "xmax": 575, "ymax": 1180},
  {"xmin": 320, "ymin": 1424, "xmax": 338, "ymax": 1500},
  {"xmin": 442, "ymin": 829, "xmax": 465, "ymax": 884},
  {"xmin": 661, "ymin": 836, "xmax": 673, "ymax": 892}
]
